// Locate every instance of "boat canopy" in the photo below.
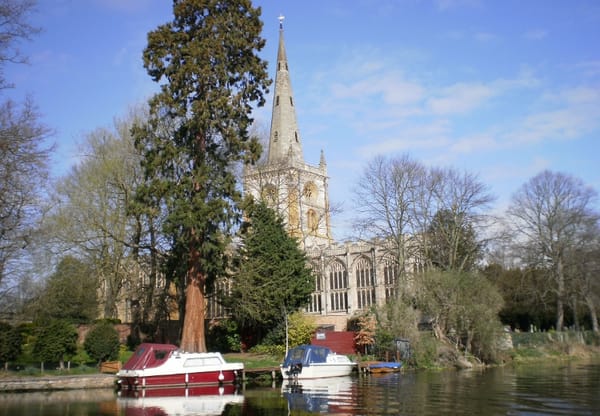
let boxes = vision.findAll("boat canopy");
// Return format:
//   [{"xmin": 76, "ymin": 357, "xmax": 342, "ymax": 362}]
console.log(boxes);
[
  {"xmin": 282, "ymin": 345, "xmax": 332, "ymax": 367},
  {"xmin": 122, "ymin": 343, "xmax": 178, "ymax": 370}
]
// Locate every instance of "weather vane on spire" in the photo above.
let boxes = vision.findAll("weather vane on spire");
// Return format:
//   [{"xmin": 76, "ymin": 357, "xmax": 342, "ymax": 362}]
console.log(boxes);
[{"xmin": 279, "ymin": 14, "xmax": 285, "ymax": 30}]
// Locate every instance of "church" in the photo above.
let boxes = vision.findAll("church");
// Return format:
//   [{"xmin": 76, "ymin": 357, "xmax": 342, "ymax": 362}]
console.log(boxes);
[{"xmin": 243, "ymin": 18, "xmax": 405, "ymax": 331}]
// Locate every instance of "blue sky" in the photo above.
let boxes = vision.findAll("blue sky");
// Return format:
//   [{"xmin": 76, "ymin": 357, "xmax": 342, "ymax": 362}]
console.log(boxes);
[{"xmin": 7, "ymin": 0, "xmax": 600, "ymax": 240}]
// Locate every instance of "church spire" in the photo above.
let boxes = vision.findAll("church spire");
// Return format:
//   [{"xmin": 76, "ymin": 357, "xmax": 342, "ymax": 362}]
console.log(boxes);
[{"xmin": 267, "ymin": 15, "xmax": 303, "ymax": 164}]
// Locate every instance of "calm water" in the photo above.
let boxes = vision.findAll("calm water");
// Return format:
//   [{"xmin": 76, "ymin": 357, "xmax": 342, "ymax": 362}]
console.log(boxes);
[{"xmin": 1, "ymin": 361, "xmax": 599, "ymax": 415}]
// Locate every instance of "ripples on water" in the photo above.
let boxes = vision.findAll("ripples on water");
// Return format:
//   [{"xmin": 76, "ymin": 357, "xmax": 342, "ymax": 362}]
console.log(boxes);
[
  {"xmin": 279, "ymin": 363, "xmax": 600, "ymax": 415},
  {"xmin": 1, "ymin": 362, "xmax": 599, "ymax": 415}
]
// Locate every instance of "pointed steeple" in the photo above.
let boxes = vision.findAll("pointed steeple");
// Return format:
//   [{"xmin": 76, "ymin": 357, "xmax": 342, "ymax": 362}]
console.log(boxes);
[{"xmin": 267, "ymin": 15, "xmax": 304, "ymax": 164}]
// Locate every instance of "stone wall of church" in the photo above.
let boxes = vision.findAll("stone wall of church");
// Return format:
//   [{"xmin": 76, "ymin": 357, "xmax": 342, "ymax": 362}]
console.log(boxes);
[{"xmin": 303, "ymin": 241, "xmax": 409, "ymax": 328}]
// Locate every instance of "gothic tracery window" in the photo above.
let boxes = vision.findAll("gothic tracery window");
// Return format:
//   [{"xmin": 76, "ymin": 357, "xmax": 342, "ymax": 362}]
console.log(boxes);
[
  {"xmin": 328, "ymin": 260, "xmax": 348, "ymax": 312},
  {"xmin": 307, "ymin": 209, "xmax": 319, "ymax": 235},
  {"xmin": 355, "ymin": 256, "xmax": 375, "ymax": 309},
  {"xmin": 303, "ymin": 181, "xmax": 317, "ymax": 200},
  {"xmin": 383, "ymin": 257, "xmax": 399, "ymax": 301},
  {"xmin": 261, "ymin": 184, "xmax": 277, "ymax": 205},
  {"xmin": 307, "ymin": 262, "xmax": 322, "ymax": 313}
]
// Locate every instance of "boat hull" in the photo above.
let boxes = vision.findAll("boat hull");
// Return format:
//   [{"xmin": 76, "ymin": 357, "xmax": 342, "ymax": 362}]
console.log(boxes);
[
  {"xmin": 118, "ymin": 368, "xmax": 242, "ymax": 390},
  {"xmin": 366, "ymin": 362, "xmax": 402, "ymax": 373},
  {"xmin": 280, "ymin": 363, "xmax": 355, "ymax": 379}
]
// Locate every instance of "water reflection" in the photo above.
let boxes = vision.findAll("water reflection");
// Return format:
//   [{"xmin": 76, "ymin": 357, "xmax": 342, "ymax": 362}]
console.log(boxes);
[
  {"xmin": 281, "ymin": 376, "xmax": 355, "ymax": 414},
  {"xmin": 1, "ymin": 362, "xmax": 599, "ymax": 415},
  {"xmin": 117, "ymin": 385, "xmax": 244, "ymax": 416}
]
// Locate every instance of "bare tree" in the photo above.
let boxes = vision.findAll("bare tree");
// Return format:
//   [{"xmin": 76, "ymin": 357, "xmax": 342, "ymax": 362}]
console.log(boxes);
[
  {"xmin": 353, "ymin": 154, "xmax": 494, "ymax": 276},
  {"xmin": 564, "ymin": 223, "xmax": 600, "ymax": 332},
  {"xmin": 44, "ymin": 109, "xmax": 156, "ymax": 320},
  {"xmin": 353, "ymin": 154, "xmax": 426, "ymax": 280},
  {"xmin": 0, "ymin": 0, "xmax": 40, "ymax": 89},
  {"xmin": 0, "ymin": 0, "xmax": 47, "ymax": 315},
  {"xmin": 0, "ymin": 98, "xmax": 50, "ymax": 303},
  {"xmin": 507, "ymin": 170, "xmax": 599, "ymax": 331},
  {"xmin": 422, "ymin": 167, "xmax": 495, "ymax": 272}
]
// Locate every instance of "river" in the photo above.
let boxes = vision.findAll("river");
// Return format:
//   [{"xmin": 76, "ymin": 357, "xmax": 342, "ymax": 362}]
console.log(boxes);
[{"xmin": 1, "ymin": 360, "xmax": 599, "ymax": 415}]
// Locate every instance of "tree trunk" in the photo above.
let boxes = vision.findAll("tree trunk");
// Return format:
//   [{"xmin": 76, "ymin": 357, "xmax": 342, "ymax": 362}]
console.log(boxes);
[
  {"xmin": 556, "ymin": 297, "xmax": 564, "ymax": 331},
  {"xmin": 585, "ymin": 296, "xmax": 599, "ymax": 333},
  {"xmin": 555, "ymin": 261, "xmax": 565, "ymax": 331},
  {"xmin": 180, "ymin": 274, "xmax": 207, "ymax": 352}
]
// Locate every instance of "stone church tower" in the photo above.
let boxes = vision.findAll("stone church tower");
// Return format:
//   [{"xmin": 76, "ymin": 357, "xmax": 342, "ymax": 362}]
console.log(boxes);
[
  {"xmin": 244, "ymin": 17, "xmax": 333, "ymax": 249},
  {"xmin": 242, "ymin": 18, "xmax": 408, "ymax": 331}
]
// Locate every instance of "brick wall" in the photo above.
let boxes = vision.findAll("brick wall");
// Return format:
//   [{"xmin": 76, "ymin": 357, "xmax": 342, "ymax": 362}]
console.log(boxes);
[{"xmin": 311, "ymin": 331, "xmax": 356, "ymax": 355}]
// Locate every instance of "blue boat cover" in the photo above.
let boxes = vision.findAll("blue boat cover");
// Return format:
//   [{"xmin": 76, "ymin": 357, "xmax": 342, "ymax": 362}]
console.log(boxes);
[{"xmin": 282, "ymin": 345, "xmax": 332, "ymax": 367}]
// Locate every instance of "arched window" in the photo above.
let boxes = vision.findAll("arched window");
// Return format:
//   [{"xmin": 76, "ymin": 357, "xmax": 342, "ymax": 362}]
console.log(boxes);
[
  {"xmin": 355, "ymin": 256, "xmax": 375, "ymax": 309},
  {"xmin": 307, "ymin": 262, "xmax": 322, "ymax": 313},
  {"xmin": 383, "ymin": 257, "xmax": 399, "ymax": 301},
  {"xmin": 307, "ymin": 209, "xmax": 319, "ymax": 235},
  {"xmin": 328, "ymin": 260, "xmax": 348, "ymax": 312},
  {"xmin": 261, "ymin": 184, "xmax": 277, "ymax": 205},
  {"xmin": 303, "ymin": 181, "xmax": 317, "ymax": 200}
]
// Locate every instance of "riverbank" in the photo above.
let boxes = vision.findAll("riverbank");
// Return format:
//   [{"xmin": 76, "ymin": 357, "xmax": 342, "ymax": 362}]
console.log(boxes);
[
  {"xmin": 0, "ymin": 374, "xmax": 116, "ymax": 392},
  {"xmin": 2, "ymin": 332, "xmax": 599, "ymax": 392}
]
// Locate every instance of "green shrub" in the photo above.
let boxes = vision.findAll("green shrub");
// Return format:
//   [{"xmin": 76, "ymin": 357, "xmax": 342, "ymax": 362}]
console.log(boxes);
[
  {"xmin": 32, "ymin": 320, "xmax": 78, "ymax": 369},
  {"xmin": 410, "ymin": 332, "xmax": 439, "ymax": 369},
  {"xmin": 249, "ymin": 343, "xmax": 286, "ymax": 357},
  {"xmin": 0, "ymin": 322, "xmax": 22, "ymax": 369},
  {"xmin": 84, "ymin": 322, "xmax": 120, "ymax": 364},
  {"xmin": 207, "ymin": 319, "xmax": 241, "ymax": 352}
]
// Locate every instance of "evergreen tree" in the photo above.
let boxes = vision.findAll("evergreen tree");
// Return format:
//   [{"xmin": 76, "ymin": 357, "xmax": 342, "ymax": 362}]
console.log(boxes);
[
  {"xmin": 229, "ymin": 201, "xmax": 315, "ymax": 347},
  {"xmin": 28, "ymin": 256, "xmax": 98, "ymax": 323},
  {"xmin": 426, "ymin": 209, "xmax": 482, "ymax": 272},
  {"xmin": 32, "ymin": 319, "xmax": 78, "ymax": 370},
  {"xmin": 0, "ymin": 322, "xmax": 22, "ymax": 370},
  {"xmin": 132, "ymin": 0, "xmax": 270, "ymax": 352}
]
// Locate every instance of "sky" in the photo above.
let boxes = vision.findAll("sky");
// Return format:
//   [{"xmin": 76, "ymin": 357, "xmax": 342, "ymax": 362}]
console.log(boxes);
[{"xmin": 6, "ymin": 0, "xmax": 600, "ymax": 241}]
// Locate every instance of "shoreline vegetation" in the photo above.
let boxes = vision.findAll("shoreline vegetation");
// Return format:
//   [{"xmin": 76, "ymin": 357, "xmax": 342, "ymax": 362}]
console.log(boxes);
[{"xmin": 1, "ymin": 331, "xmax": 599, "ymax": 392}]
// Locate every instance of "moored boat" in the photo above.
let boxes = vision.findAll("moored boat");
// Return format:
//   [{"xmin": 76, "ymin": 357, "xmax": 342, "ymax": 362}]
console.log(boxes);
[
  {"xmin": 365, "ymin": 361, "xmax": 402, "ymax": 373},
  {"xmin": 116, "ymin": 343, "xmax": 244, "ymax": 390},
  {"xmin": 280, "ymin": 345, "xmax": 356, "ymax": 379}
]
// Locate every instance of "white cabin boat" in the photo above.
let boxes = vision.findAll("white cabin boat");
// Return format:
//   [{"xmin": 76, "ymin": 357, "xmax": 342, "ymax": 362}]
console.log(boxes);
[{"xmin": 280, "ymin": 345, "xmax": 356, "ymax": 379}]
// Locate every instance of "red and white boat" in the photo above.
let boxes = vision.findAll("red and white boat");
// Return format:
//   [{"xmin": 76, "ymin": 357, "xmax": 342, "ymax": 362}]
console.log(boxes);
[{"xmin": 117, "ymin": 343, "xmax": 244, "ymax": 390}]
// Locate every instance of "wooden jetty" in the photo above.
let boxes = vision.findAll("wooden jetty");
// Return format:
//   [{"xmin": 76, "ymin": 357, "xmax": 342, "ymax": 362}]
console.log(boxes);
[{"xmin": 242, "ymin": 366, "xmax": 281, "ymax": 381}]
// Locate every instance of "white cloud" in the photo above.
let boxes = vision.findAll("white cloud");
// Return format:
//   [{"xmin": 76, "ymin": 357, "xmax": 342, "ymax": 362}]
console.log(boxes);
[
  {"xmin": 359, "ymin": 136, "xmax": 451, "ymax": 158},
  {"xmin": 93, "ymin": 0, "xmax": 156, "ymax": 13},
  {"xmin": 474, "ymin": 32, "xmax": 499, "ymax": 42},
  {"xmin": 514, "ymin": 109, "xmax": 594, "ymax": 144},
  {"xmin": 507, "ymin": 86, "xmax": 600, "ymax": 145},
  {"xmin": 524, "ymin": 29, "xmax": 548, "ymax": 40},
  {"xmin": 435, "ymin": 0, "xmax": 482, "ymax": 11},
  {"xmin": 573, "ymin": 60, "xmax": 600, "ymax": 77},
  {"xmin": 331, "ymin": 73, "xmax": 424, "ymax": 106},
  {"xmin": 427, "ymin": 82, "xmax": 494, "ymax": 115},
  {"xmin": 450, "ymin": 134, "xmax": 498, "ymax": 154}
]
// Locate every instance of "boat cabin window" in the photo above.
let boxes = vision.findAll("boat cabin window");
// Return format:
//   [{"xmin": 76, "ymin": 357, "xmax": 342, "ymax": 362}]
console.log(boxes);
[
  {"xmin": 183, "ymin": 357, "xmax": 223, "ymax": 367},
  {"xmin": 154, "ymin": 350, "xmax": 168, "ymax": 360},
  {"xmin": 289, "ymin": 348, "xmax": 305, "ymax": 360}
]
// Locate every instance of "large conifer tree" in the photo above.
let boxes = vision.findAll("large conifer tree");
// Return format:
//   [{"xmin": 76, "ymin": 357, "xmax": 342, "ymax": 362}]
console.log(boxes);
[
  {"xmin": 133, "ymin": 0, "xmax": 270, "ymax": 352},
  {"xmin": 230, "ymin": 201, "xmax": 315, "ymax": 347}
]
